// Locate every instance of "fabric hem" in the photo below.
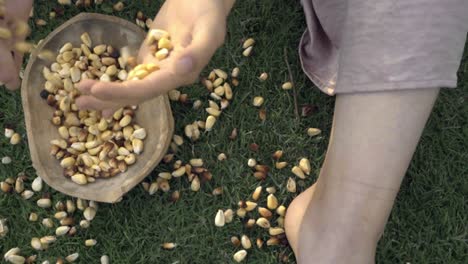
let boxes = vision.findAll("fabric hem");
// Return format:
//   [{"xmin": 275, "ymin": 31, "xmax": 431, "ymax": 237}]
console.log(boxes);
[
  {"xmin": 298, "ymin": 30, "xmax": 337, "ymax": 95},
  {"xmin": 335, "ymin": 80, "xmax": 457, "ymax": 94},
  {"xmin": 299, "ymin": 30, "xmax": 458, "ymax": 95}
]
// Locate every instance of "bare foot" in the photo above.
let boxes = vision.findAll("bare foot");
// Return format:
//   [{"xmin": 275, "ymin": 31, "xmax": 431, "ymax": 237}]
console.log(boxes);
[
  {"xmin": 284, "ymin": 181, "xmax": 377, "ymax": 264},
  {"xmin": 284, "ymin": 183, "xmax": 316, "ymax": 254}
]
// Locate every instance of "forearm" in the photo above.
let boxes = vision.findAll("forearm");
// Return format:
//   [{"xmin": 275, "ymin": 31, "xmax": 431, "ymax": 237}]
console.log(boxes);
[{"xmin": 223, "ymin": 0, "xmax": 235, "ymax": 16}]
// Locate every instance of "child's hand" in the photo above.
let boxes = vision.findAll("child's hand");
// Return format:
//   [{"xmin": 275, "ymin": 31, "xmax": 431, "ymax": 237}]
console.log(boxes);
[
  {"xmin": 0, "ymin": 0, "xmax": 33, "ymax": 90},
  {"xmin": 76, "ymin": 0, "xmax": 233, "ymax": 117}
]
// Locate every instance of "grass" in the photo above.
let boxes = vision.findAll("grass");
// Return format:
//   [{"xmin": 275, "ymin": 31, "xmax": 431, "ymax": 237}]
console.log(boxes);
[{"xmin": 0, "ymin": 0, "xmax": 467, "ymax": 263}]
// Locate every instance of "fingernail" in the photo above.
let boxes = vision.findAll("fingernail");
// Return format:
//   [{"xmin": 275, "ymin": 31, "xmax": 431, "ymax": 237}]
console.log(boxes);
[{"xmin": 175, "ymin": 56, "xmax": 194, "ymax": 75}]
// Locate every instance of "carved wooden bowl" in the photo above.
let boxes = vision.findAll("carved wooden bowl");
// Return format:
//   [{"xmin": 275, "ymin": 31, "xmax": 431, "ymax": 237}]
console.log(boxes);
[{"xmin": 21, "ymin": 13, "xmax": 174, "ymax": 203}]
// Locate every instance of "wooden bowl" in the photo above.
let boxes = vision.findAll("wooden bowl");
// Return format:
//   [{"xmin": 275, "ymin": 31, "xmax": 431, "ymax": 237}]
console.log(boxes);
[{"xmin": 21, "ymin": 13, "xmax": 174, "ymax": 203}]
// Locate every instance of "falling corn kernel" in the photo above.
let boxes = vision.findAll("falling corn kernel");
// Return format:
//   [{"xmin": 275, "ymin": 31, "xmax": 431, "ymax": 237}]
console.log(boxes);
[
  {"xmin": 65, "ymin": 253, "xmax": 79, "ymax": 263},
  {"xmin": 189, "ymin": 159, "xmax": 203, "ymax": 167},
  {"xmin": 287, "ymin": 177, "xmax": 297, "ymax": 193},
  {"xmin": 252, "ymin": 186, "xmax": 262, "ymax": 201},
  {"xmin": 191, "ymin": 176, "xmax": 200, "ymax": 192},
  {"xmin": 0, "ymin": 27, "xmax": 12, "ymax": 39},
  {"xmin": 275, "ymin": 161, "xmax": 288, "ymax": 169},
  {"xmin": 245, "ymin": 201, "xmax": 257, "ymax": 212},
  {"xmin": 231, "ymin": 67, "xmax": 240, "ymax": 78},
  {"xmin": 31, "ymin": 237, "xmax": 43, "ymax": 250},
  {"xmin": 282, "ymin": 82, "xmax": 293, "ymax": 90},
  {"xmin": 224, "ymin": 209, "xmax": 234, "ymax": 223},
  {"xmin": 231, "ymin": 236, "xmax": 241, "ymax": 247},
  {"xmin": 172, "ymin": 167, "xmax": 186, "ymax": 177},
  {"xmin": 35, "ymin": 19, "xmax": 47, "ymax": 26},
  {"xmin": 242, "ymin": 46, "xmax": 253, "ymax": 57},
  {"xmin": 267, "ymin": 194, "xmax": 278, "ymax": 210},
  {"xmin": 58, "ymin": 0, "xmax": 72, "ymax": 5},
  {"xmin": 10, "ymin": 133, "xmax": 21, "ymax": 145},
  {"xmin": 29, "ymin": 213, "xmax": 38, "ymax": 222},
  {"xmin": 247, "ymin": 158, "xmax": 257, "ymax": 167},
  {"xmin": 14, "ymin": 20, "xmax": 30, "ymax": 37},
  {"xmin": 83, "ymin": 207, "xmax": 96, "ymax": 221},
  {"xmin": 212, "ymin": 186, "xmax": 223, "ymax": 195},
  {"xmin": 205, "ymin": 115, "xmax": 216, "ymax": 131},
  {"xmin": 113, "ymin": 1, "xmax": 124, "ymax": 11},
  {"xmin": 214, "ymin": 209, "xmax": 225, "ymax": 227},
  {"xmin": 1, "ymin": 156, "xmax": 12, "ymax": 164},
  {"xmin": 71, "ymin": 174, "xmax": 87, "ymax": 185},
  {"xmin": 299, "ymin": 158, "xmax": 311, "ymax": 175},
  {"xmin": 276, "ymin": 205, "xmax": 287, "ymax": 216},
  {"xmin": 162, "ymin": 242, "xmax": 177, "ymax": 250},
  {"xmin": 37, "ymin": 49, "xmax": 55, "ymax": 61},
  {"xmin": 217, "ymin": 153, "xmax": 227, "ymax": 161},
  {"xmin": 258, "ymin": 207, "xmax": 272, "ymax": 218},
  {"xmin": 307, "ymin": 127, "xmax": 321, "ymax": 137},
  {"xmin": 266, "ymin": 237, "xmax": 280, "ymax": 246},
  {"xmin": 252, "ymin": 96, "xmax": 264, "ymax": 107},
  {"xmin": 242, "ymin": 38, "xmax": 255, "ymax": 49},
  {"xmin": 37, "ymin": 198, "xmax": 52, "ymax": 208},
  {"xmin": 85, "ymin": 239, "xmax": 97, "ymax": 247},
  {"xmin": 101, "ymin": 255, "xmax": 110, "ymax": 264},
  {"xmin": 256, "ymin": 217, "xmax": 271, "ymax": 229},
  {"xmin": 55, "ymin": 226, "xmax": 70, "ymax": 236},
  {"xmin": 233, "ymin": 250, "xmax": 247, "ymax": 262},
  {"xmin": 4, "ymin": 128, "xmax": 14, "ymax": 138},
  {"xmin": 15, "ymin": 41, "xmax": 33, "ymax": 53},
  {"xmin": 292, "ymin": 165, "xmax": 306, "ymax": 179},
  {"xmin": 269, "ymin": 227, "xmax": 285, "ymax": 236},
  {"xmin": 214, "ymin": 69, "xmax": 228, "ymax": 80},
  {"xmin": 241, "ymin": 235, "xmax": 252, "ymax": 249},
  {"xmin": 266, "ymin": 186, "xmax": 276, "ymax": 194},
  {"xmin": 80, "ymin": 32, "xmax": 92, "ymax": 47}
]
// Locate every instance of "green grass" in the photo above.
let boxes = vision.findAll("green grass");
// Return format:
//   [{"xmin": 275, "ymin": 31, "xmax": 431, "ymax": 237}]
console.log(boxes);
[{"xmin": 1, "ymin": 0, "xmax": 467, "ymax": 263}]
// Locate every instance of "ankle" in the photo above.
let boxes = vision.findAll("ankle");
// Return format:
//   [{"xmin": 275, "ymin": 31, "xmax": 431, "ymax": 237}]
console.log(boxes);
[
  {"xmin": 314, "ymin": 177, "xmax": 394, "ymax": 242},
  {"xmin": 297, "ymin": 219, "xmax": 376, "ymax": 264}
]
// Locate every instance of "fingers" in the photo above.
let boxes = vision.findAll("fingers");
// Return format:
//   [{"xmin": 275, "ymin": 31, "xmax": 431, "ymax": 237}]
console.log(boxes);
[
  {"xmin": 13, "ymin": 52, "xmax": 24, "ymax": 72},
  {"xmin": 0, "ymin": 43, "xmax": 20, "ymax": 90},
  {"xmin": 75, "ymin": 95, "xmax": 119, "ymax": 111},
  {"xmin": 13, "ymin": 51, "xmax": 24, "ymax": 88},
  {"xmin": 102, "ymin": 108, "xmax": 118, "ymax": 119},
  {"xmin": 76, "ymin": 79, "xmax": 96, "ymax": 95},
  {"xmin": 170, "ymin": 13, "xmax": 226, "ymax": 82},
  {"xmin": 76, "ymin": 9, "xmax": 227, "ymax": 111},
  {"xmin": 77, "ymin": 69, "xmax": 181, "ymax": 102}
]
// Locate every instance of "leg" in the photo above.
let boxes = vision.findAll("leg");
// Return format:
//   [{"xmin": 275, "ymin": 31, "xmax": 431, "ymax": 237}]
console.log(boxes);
[{"xmin": 285, "ymin": 88, "xmax": 439, "ymax": 264}]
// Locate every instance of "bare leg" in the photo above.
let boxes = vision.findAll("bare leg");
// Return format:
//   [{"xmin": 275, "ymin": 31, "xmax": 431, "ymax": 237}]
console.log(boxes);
[{"xmin": 285, "ymin": 88, "xmax": 439, "ymax": 264}]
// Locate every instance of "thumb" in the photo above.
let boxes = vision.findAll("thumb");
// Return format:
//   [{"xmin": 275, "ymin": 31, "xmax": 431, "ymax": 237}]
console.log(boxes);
[
  {"xmin": 0, "ymin": 44, "xmax": 20, "ymax": 90},
  {"xmin": 171, "ymin": 14, "xmax": 226, "ymax": 80}
]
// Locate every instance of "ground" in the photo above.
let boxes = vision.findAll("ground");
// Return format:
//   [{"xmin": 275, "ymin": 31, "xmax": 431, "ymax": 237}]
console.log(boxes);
[{"xmin": 0, "ymin": 0, "xmax": 467, "ymax": 263}]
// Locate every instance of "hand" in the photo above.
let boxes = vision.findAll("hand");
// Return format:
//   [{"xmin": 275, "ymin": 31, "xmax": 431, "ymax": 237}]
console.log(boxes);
[
  {"xmin": 0, "ymin": 0, "xmax": 33, "ymax": 90},
  {"xmin": 76, "ymin": 0, "xmax": 234, "ymax": 117}
]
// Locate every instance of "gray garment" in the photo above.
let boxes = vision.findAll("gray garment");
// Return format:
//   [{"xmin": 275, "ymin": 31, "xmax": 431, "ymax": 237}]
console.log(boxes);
[{"xmin": 299, "ymin": 0, "xmax": 468, "ymax": 95}]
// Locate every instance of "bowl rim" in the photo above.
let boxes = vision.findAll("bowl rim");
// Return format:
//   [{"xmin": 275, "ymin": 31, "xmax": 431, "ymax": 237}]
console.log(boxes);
[{"xmin": 21, "ymin": 13, "xmax": 174, "ymax": 203}]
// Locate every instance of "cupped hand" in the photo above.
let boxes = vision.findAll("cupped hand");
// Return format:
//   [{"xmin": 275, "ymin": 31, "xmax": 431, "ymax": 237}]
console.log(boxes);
[
  {"xmin": 76, "ymin": 0, "xmax": 232, "ymax": 117},
  {"xmin": 0, "ymin": 0, "xmax": 33, "ymax": 90}
]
